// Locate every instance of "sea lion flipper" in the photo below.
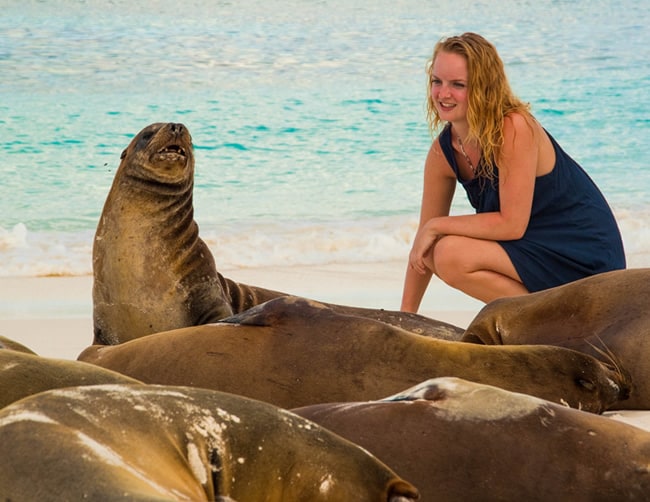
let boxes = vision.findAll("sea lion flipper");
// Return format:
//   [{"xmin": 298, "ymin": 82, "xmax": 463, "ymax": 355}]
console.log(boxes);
[{"xmin": 219, "ymin": 296, "xmax": 326, "ymax": 327}]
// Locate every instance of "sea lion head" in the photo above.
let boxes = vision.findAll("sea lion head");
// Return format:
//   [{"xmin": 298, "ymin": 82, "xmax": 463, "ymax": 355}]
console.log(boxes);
[{"xmin": 119, "ymin": 122, "xmax": 194, "ymax": 186}]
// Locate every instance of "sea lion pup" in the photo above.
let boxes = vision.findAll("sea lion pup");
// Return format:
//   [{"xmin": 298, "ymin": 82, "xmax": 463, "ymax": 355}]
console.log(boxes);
[
  {"xmin": 93, "ymin": 121, "xmax": 464, "ymax": 345},
  {"xmin": 462, "ymin": 268, "xmax": 649, "ymax": 409},
  {"xmin": 293, "ymin": 377, "xmax": 650, "ymax": 502},
  {"xmin": 0, "ymin": 384, "xmax": 419, "ymax": 501},
  {"xmin": 78, "ymin": 296, "xmax": 628, "ymax": 413},
  {"xmin": 0, "ymin": 347, "xmax": 141, "ymax": 409}
]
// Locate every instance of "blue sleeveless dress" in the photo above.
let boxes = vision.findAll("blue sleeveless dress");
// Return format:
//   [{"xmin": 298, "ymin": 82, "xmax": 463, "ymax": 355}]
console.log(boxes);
[{"xmin": 439, "ymin": 125, "xmax": 626, "ymax": 292}]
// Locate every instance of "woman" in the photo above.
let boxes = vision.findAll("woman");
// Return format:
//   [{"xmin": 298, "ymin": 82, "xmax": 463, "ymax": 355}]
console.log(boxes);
[{"xmin": 401, "ymin": 32, "xmax": 625, "ymax": 312}]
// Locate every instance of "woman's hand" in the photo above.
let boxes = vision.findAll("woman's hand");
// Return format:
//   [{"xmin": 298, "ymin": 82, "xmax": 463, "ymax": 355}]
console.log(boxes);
[{"xmin": 408, "ymin": 220, "xmax": 442, "ymax": 274}]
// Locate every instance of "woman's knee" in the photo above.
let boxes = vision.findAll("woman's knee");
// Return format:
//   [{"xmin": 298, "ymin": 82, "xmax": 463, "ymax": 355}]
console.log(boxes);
[{"xmin": 432, "ymin": 236, "xmax": 466, "ymax": 284}]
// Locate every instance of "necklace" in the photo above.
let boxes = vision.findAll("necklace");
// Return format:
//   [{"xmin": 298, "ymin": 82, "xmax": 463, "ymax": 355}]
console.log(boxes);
[{"xmin": 457, "ymin": 136, "xmax": 476, "ymax": 173}]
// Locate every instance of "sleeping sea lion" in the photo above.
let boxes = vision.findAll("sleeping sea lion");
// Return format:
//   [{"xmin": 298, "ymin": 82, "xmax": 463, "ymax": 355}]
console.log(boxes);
[
  {"xmin": 78, "ymin": 296, "xmax": 629, "ymax": 413},
  {"xmin": 0, "ymin": 384, "xmax": 419, "ymax": 501},
  {"xmin": 462, "ymin": 268, "xmax": 650, "ymax": 409},
  {"xmin": 293, "ymin": 377, "xmax": 650, "ymax": 501}
]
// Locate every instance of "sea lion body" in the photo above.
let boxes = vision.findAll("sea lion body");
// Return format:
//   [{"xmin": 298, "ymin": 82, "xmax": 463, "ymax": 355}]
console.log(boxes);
[
  {"xmin": 294, "ymin": 377, "xmax": 650, "ymax": 501},
  {"xmin": 0, "ymin": 384, "xmax": 418, "ymax": 501},
  {"xmin": 78, "ymin": 296, "xmax": 628, "ymax": 413},
  {"xmin": 462, "ymin": 268, "xmax": 650, "ymax": 409}
]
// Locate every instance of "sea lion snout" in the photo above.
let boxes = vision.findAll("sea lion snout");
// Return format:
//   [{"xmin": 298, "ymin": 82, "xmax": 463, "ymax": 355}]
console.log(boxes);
[
  {"xmin": 149, "ymin": 122, "xmax": 193, "ymax": 167},
  {"xmin": 169, "ymin": 122, "xmax": 185, "ymax": 135}
]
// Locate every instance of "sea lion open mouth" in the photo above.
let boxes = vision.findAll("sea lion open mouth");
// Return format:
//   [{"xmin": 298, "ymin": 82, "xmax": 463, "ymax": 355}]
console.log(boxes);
[{"xmin": 153, "ymin": 144, "xmax": 187, "ymax": 163}]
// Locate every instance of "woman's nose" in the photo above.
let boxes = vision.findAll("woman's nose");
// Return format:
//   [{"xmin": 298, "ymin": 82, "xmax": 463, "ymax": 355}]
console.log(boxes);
[{"xmin": 439, "ymin": 83, "xmax": 452, "ymax": 97}]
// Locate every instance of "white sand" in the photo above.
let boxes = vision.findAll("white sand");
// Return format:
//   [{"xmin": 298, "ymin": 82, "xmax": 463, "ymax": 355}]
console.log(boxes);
[{"xmin": 0, "ymin": 262, "xmax": 647, "ymax": 431}]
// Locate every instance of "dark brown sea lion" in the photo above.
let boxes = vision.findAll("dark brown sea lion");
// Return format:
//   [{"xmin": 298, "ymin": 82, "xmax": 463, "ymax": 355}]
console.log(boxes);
[
  {"xmin": 0, "ymin": 347, "xmax": 141, "ymax": 409},
  {"xmin": 293, "ymin": 377, "xmax": 650, "ymax": 501},
  {"xmin": 0, "ymin": 384, "xmax": 419, "ymax": 501},
  {"xmin": 93, "ymin": 122, "xmax": 233, "ymax": 344},
  {"xmin": 78, "ymin": 296, "xmax": 628, "ymax": 413},
  {"xmin": 93, "ymin": 122, "xmax": 464, "ymax": 345},
  {"xmin": 462, "ymin": 268, "xmax": 650, "ymax": 409}
]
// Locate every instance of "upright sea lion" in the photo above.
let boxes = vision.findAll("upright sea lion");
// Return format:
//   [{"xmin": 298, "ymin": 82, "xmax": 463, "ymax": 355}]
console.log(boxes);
[
  {"xmin": 0, "ymin": 348, "xmax": 141, "ymax": 409},
  {"xmin": 0, "ymin": 384, "xmax": 419, "ymax": 501},
  {"xmin": 93, "ymin": 121, "xmax": 465, "ymax": 345},
  {"xmin": 93, "ymin": 122, "xmax": 234, "ymax": 344},
  {"xmin": 293, "ymin": 377, "xmax": 650, "ymax": 501},
  {"xmin": 78, "ymin": 296, "xmax": 628, "ymax": 413},
  {"xmin": 462, "ymin": 268, "xmax": 650, "ymax": 409}
]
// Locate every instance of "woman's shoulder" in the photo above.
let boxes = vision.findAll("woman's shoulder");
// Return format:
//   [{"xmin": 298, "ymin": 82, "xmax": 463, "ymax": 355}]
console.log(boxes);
[
  {"xmin": 503, "ymin": 111, "xmax": 545, "ymax": 144},
  {"xmin": 503, "ymin": 110, "xmax": 537, "ymax": 130}
]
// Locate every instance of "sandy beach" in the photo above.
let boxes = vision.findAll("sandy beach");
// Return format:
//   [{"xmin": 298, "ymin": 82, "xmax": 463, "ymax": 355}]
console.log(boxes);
[{"xmin": 1, "ymin": 261, "xmax": 649, "ymax": 432}]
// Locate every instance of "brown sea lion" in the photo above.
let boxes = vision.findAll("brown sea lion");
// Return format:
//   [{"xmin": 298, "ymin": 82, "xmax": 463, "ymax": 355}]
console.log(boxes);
[
  {"xmin": 0, "ymin": 384, "xmax": 419, "ymax": 501},
  {"xmin": 293, "ymin": 377, "xmax": 650, "ymax": 501},
  {"xmin": 0, "ymin": 347, "xmax": 141, "ymax": 409},
  {"xmin": 462, "ymin": 268, "xmax": 650, "ymax": 409},
  {"xmin": 78, "ymin": 296, "xmax": 628, "ymax": 413},
  {"xmin": 93, "ymin": 122, "xmax": 232, "ymax": 344},
  {"xmin": 92, "ymin": 122, "xmax": 272, "ymax": 345}
]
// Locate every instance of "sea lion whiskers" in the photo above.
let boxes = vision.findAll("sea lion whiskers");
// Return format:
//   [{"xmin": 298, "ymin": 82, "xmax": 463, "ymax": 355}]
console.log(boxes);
[{"xmin": 586, "ymin": 337, "xmax": 631, "ymax": 402}]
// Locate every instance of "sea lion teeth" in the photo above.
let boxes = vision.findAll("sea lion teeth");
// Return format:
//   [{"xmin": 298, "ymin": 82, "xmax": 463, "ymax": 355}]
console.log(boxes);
[{"xmin": 159, "ymin": 145, "xmax": 186, "ymax": 156}]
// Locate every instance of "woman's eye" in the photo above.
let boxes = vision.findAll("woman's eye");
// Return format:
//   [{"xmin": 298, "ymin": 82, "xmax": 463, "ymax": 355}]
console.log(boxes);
[{"xmin": 453, "ymin": 82, "xmax": 466, "ymax": 89}]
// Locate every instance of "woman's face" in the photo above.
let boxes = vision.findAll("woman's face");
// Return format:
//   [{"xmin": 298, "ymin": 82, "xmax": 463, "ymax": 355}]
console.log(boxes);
[{"xmin": 430, "ymin": 51, "xmax": 469, "ymax": 124}]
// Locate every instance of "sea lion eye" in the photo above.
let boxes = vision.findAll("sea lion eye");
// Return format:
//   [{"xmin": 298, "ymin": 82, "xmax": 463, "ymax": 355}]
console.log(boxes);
[
  {"xmin": 135, "ymin": 131, "xmax": 156, "ymax": 151},
  {"xmin": 577, "ymin": 379, "xmax": 595, "ymax": 391}
]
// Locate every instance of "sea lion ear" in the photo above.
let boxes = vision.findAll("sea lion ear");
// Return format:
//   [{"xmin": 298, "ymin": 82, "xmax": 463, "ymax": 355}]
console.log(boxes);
[{"xmin": 120, "ymin": 149, "xmax": 127, "ymax": 160}]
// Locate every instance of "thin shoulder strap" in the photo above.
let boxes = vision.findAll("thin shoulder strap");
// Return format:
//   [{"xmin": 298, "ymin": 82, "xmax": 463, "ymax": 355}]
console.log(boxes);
[{"xmin": 438, "ymin": 124, "xmax": 460, "ymax": 177}]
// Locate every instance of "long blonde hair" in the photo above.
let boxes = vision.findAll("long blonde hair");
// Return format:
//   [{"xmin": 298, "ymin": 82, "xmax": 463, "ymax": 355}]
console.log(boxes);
[{"xmin": 426, "ymin": 32, "xmax": 531, "ymax": 179}]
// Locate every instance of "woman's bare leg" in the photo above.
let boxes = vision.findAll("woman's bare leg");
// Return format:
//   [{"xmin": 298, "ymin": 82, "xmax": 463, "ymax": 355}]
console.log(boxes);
[{"xmin": 428, "ymin": 235, "xmax": 528, "ymax": 303}]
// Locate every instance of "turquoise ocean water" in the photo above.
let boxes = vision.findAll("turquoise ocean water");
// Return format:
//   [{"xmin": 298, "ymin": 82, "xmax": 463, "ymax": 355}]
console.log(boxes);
[{"xmin": 1, "ymin": 0, "xmax": 649, "ymax": 277}]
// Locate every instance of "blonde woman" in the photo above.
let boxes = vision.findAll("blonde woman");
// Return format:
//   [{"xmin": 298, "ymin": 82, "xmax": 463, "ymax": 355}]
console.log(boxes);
[{"xmin": 401, "ymin": 32, "xmax": 625, "ymax": 312}]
